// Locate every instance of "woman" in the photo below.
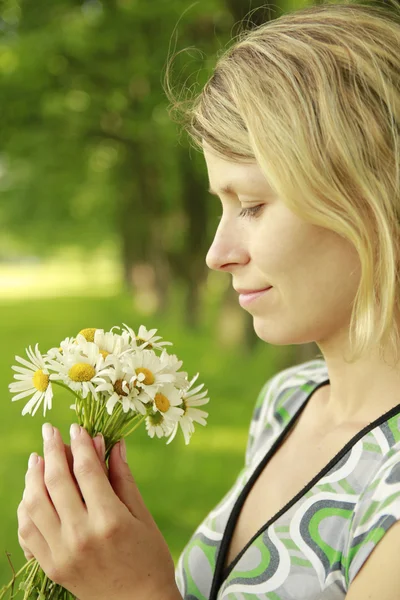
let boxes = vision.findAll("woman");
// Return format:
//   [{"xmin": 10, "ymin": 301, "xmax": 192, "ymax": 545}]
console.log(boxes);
[{"xmin": 17, "ymin": 1, "xmax": 400, "ymax": 599}]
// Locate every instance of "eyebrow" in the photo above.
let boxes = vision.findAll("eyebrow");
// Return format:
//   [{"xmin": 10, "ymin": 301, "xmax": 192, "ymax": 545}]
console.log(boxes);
[{"xmin": 208, "ymin": 184, "xmax": 236, "ymax": 196}]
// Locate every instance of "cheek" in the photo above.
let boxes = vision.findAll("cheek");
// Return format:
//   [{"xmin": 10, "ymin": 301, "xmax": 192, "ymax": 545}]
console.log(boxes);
[
  {"xmin": 250, "ymin": 227, "xmax": 361, "ymax": 343},
  {"xmin": 251, "ymin": 226, "xmax": 309, "ymax": 279}
]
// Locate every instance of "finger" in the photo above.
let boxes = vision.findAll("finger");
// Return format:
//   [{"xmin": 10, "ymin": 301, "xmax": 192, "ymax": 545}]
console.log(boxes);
[
  {"xmin": 63, "ymin": 442, "xmax": 85, "ymax": 503},
  {"xmin": 24, "ymin": 453, "xmax": 62, "ymax": 551},
  {"xmin": 108, "ymin": 441, "xmax": 151, "ymax": 523},
  {"xmin": 64, "ymin": 443, "xmax": 74, "ymax": 474},
  {"xmin": 69, "ymin": 424, "xmax": 117, "ymax": 516},
  {"xmin": 18, "ymin": 522, "xmax": 34, "ymax": 560},
  {"xmin": 18, "ymin": 482, "xmax": 52, "ymax": 565},
  {"xmin": 42, "ymin": 424, "xmax": 86, "ymax": 524},
  {"xmin": 92, "ymin": 434, "xmax": 109, "ymax": 479},
  {"xmin": 18, "ymin": 531, "xmax": 34, "ymax": 561},
  {"xmin": 65, "ymin": 439, "xmax": 107, "ymax": 478}
]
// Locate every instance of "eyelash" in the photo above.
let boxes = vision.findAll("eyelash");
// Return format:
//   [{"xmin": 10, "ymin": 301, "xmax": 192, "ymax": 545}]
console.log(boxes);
[
  {"xmin": 216, "ymin": 204, "xmax": 264, "ymax": 222},
  {"xmin": 238, "ymin": 205, "xmax": 264, "ymax": 219}
]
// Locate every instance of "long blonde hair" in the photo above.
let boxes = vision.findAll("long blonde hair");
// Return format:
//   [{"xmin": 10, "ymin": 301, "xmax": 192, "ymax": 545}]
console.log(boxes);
[{"xmin": 164, "ymin": 1, "xmax": 400, "ymax": 364}]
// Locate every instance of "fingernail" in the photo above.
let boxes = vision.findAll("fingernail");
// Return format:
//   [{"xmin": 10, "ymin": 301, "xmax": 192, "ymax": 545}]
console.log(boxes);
[
  {"xmin": 70, "ymin": 423, "xmax": 81, "ymax": 440},
  {"xmin": 42, "ymin": 423, "xmax": 54, "ymax": 441},
  {"xmin": 120, "ymin": 439, "xmax": 127, "ymax": 463},
  {"xmin": 28, "ymin": 453, "xmax": 38, "ymax": 469}
]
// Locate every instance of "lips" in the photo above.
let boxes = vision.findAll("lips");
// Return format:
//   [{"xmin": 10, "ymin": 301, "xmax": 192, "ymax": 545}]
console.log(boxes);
[
  {"xmin": 234, "ymin": 286, "xmax": 272, "ymax": 294},
  {"xmin": 237, "ymin": 287, "xmax": 272, "ymax": 307}
]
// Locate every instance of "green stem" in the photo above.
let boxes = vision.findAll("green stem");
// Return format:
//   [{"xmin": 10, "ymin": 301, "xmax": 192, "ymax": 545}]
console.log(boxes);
[
  {"xmin": 40, "ymin": 571, "xmax": 47, "ymax": 594},
  {"xmin": 82, "ymin": 393, "xmax": 90, "ymax": 432},
  {"xmin": 0, "ymin": 557, "xmax": 36, "ymax": 598},
  {"xmin": 21, "ymin": 560, "xmax": 40, "ymax": 600},
  {"xmin": 89, "ymin": 392, "xmax": 96, "ymax": 426},
  {"xmin": 121, "ymin": 415, "xmax": 146, "ymax": 437},
  {"xmin": 52, "ymin": 381, "xmax": 82, "ymax": 403}
]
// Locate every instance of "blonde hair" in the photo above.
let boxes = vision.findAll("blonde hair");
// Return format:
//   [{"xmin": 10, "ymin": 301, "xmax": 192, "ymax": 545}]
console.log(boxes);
[{"xmin": 164, "ymin": 1, "xmax": 400, "ymax": 365}]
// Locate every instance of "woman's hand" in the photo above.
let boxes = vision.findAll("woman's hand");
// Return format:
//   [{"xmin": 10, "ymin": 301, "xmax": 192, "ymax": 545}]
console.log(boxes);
[
  {"xmin": 18, "ymin": 436, "xmax": 107, "ymax": 561},
  {"xmin": 17, "ymin": 424, "xmax": 181, "ymax": 600}
]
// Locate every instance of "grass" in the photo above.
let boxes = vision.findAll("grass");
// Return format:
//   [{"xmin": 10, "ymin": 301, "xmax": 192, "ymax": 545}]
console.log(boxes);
[{"xmin": 0, "ymin": 284, "xmax": 284, "ymax": 586}]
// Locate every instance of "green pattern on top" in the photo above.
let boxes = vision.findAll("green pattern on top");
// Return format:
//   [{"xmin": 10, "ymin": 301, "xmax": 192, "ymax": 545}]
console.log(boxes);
[{"xmin": 175, "ymin": 359, "xmax": 400, "ymax": 600}]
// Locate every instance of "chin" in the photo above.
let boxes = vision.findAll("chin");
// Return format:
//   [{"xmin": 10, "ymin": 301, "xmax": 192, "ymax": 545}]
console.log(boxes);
[{"xmin": 252, "ymin": 317, "xmax": 304, "ymax": 346}]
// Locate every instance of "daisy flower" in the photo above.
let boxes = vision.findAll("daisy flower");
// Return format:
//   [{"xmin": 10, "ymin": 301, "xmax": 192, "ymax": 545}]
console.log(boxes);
[
  {"xmin": 95, "ymin": 355, "xmax": 147, "ymax": 415},
  {"xmin": 9, "ymin": 344, "xmax": 53, "ymax": 417},
  {"xmin": 121, "ymin": 323, "xmax": 173, "ymax": 351},
  {"xmin": 158, "ymin": 349, "xmax": 188, "ymax": 390},
  {"xmin": 122, "ymin": 349, "xmax": 176, "ymax": 402},
  {"xmin": 167, "ymin": 373, "xmax": 209, "ymax": 445},
  {"xmin": 48, "ymin": 337, "xmax": 109, "ymax": 401},
  {"xmin": 46, "ymin": 336, "xmax": 76, "ymax": 360},
  {"xmin": 152, "ymin": 382, "xmax": 185, "ymax": 424},
  {"xmin": 93, "ymin": 327, "xmax": 131, "ymax": 359},
  {"xmin": 145, "ymin": 410, "xmax": 175, "ymax": 440}
]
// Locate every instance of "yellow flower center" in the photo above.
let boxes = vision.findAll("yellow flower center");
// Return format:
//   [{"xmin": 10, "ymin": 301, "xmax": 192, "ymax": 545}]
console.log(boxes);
[
  {"xmin": 100, "ymin": 350, "xmax": 110, "ymax": 359},
  {"xmin": 69, "ymin": 363, "xmax": 96, "ymax": 382},
  {"xmin": 78, "ymin": 328, "xmax": 97, "ymax": 342},
  {"xmin": 114, "ymin": 379, "xmax": 129, "ymax": 397},
  {"xmin": 155, "ymin": 392, "xmax": 170, "ymax": 413},
  {"xmin": 136, "ymin": 367, "xmax": 155, "ymax": 385},
  {"xmin": 32, "ymin": 369, "xmax": 49, "ymax": 392}
]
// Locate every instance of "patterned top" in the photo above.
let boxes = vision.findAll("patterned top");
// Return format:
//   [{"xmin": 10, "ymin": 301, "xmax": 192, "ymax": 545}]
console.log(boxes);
[{"xmin": 174, "ymin": 358, "xmax": 400, "ymax": 599}]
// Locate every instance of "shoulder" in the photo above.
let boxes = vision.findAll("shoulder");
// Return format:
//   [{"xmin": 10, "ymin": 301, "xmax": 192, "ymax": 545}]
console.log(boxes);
[
  {"xmin": 345, "ymin": 445, "xmax": 400, "ymax": 599},
  {"xmin": 245, "ymin": 357, "xmax": 328, "ymax": 465},
  {"xmin": 252, "ymin": 357, "xmax": 327, "ymax": 415}
]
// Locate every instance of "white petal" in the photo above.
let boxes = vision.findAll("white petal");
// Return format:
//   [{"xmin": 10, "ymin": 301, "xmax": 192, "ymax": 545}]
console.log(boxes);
[
  {"xmin": 22, "ymin": 391, "xmax": 42, "ymax": 416},
  {"xmin": 49, "ymin": 373, "xmax": 64, "ymax": 381},
  {"xmin": 9, "ymin": 381, "xmax": 33, "ymax": 392},
  {"xmin": 106, "ymin": 394, "xmax": 119, "ymax": 415},
  {"xmin": 44, "ymin": 385, "xmax": 53, "ymax": 415},
  {"xmin": 186, "ymin": 395, "xmax": 209, "ymax": 406},
  {"xmin": 122, "ymin": 396, "xmax": 131, "ymax": 413},
  {"xmin": 95, "ymin": 382, "xmax": 112, "ymax": 393},
  {"xmin": 186, "ymin": 383, "xmax": 205, "ymax": 397},
  {"xmin": 15, "ymin": 356, "xmax": 36, "ymax": 370},
  {"xmin": 165, "ymin": 407, "xmax": 184, "ymax": 420},
  {"xmin": 131, "ymin": 399, "xmax": 146, "ymax": 415},
  {"xmin": 12, "ymin": 366, "xmax": 34, "ymax": 375},
  {"xmin": 31, "ymin": 392, "xmax": 45, "ymax": 416},
  {"xmin": 166, "ymin": 423, "xmax": 178, "ymax": 445},
  {"xmin": 180, "ymin": 420, "xmax": 193, "ymax": 445},
  {"xmin": 11, "ymin": 388, "xmax": 35, "ymax": 402}
]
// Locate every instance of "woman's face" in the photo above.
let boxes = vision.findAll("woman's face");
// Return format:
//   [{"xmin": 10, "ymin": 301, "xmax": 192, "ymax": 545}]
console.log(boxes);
[{"xmin": 203, "ymin": 142, "xmax": 362, "ymax": 347}]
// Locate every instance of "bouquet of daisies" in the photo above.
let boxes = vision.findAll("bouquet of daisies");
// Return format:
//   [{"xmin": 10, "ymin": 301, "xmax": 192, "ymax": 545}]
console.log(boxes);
[{"xmin": 1, "ymin": 324, "xmax": 209, "ymax": 599}]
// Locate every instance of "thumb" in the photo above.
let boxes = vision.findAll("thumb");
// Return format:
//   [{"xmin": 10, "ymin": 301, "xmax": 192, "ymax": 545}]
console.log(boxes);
[{"xmin": 108, "ymin": 439, "xmax": 153, "ymax": 524}]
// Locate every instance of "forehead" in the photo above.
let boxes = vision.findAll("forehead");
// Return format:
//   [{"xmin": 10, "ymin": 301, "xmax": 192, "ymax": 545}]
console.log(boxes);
[{"xmin": 203, "ymin": 143, "xmax": 270, "ymax": 195}]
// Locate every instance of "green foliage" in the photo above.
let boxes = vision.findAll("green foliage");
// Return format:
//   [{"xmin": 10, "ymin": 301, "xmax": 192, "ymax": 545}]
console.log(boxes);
[{"xmin": 0, "ymin": 0, "xmax": 232, "ymax": 259}]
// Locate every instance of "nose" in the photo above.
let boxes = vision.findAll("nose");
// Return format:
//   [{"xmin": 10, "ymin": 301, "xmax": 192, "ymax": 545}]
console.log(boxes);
[{"xmin": 205, "ymin": 219, "xmax": 249, "ymax": 272}]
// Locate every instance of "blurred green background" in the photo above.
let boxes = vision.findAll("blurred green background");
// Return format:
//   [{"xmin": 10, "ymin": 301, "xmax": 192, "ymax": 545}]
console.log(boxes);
[{"xmin": 0, "ymin": 0, "xmax": 326, "ymax": 585}]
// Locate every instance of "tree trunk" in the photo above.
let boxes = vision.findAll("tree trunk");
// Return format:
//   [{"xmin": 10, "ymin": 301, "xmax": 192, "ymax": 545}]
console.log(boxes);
[
  {"xmin": 177, "ymin": 144, "xmax": 210, "ymax": 329},
  {"xmin": 117, "ymin": 137, "xmax": 171, "ymax": 313}
]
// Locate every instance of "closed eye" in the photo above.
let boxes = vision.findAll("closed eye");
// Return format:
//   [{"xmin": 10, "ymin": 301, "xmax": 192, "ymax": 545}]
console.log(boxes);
[
  {"xmin": 238, "ymin": 205, "xmax": 264, "ymax": 218},
  {"xmin": 216, "ymin": 204, "xmax": 265, "ymax": 221}
]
